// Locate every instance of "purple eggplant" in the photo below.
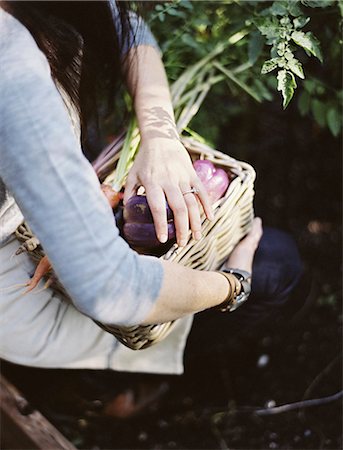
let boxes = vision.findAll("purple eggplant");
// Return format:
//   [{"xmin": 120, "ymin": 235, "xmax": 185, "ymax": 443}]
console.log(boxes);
[
  {"xmin": 123, "ymin": 195, "xmax": 176, "ymax": 250},
  {"xmin": 124, "ymin": 195, "xmax": 174, "ymax": 224},
  {"xmin": 123, "ymin": 223, "xmax": 176, "ymax": 249}
]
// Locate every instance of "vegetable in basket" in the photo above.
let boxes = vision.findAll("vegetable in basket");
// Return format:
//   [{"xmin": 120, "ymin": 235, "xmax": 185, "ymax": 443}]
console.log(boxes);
[
  {"xmin": 100, "ymin": 183, "xmax": 123, "ymax": 209},
  {"xmin": 122, "ymin": 159, "xmax": 231, "ymax": 251},
  {"xmin": 193, "ymin": 159, "xmax": 230, "ymax": 203},
  {"xmin": 22, "ymin": 50, "xmax": 237, "ymax": 296},
  {"xmin": 123, "ymin": 195, "xmax": 176, "ymax": 250}
]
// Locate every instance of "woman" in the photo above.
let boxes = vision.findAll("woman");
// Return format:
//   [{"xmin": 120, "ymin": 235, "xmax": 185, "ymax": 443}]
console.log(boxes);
[{"xmin": 0, "ymin": 0, "xmax": 304, "ymax": 402}]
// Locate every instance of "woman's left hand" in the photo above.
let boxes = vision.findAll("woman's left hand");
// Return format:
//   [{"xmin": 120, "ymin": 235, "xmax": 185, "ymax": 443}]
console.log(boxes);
[{"xmin": 123, "ymin": 137, "xmax": 214, "ymax": 247}]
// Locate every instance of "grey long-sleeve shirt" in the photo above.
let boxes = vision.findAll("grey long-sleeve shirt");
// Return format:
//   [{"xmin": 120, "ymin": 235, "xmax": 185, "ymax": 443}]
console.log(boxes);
[{"xmin": 0, "ymin": 6, "xmax": 164, "ymax": 327}]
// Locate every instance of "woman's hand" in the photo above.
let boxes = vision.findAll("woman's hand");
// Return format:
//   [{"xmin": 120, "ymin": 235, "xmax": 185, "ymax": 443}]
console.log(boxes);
[
  {"xmin": 223, "ymin": 218, "xmax": 263, "ymax": 273},
  {"xmin": 123, "ymin": 137, "xmax": 214, "ymax": 247},
  {"xmin": 122, "ymin": 45, "xmax": 214, "ymax": 246}
]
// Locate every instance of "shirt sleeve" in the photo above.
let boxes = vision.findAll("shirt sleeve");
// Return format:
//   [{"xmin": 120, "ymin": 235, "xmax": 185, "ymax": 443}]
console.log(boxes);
[
  {"xmin": 109, "ymin": 1, "xmax": 160, "ymax": 56},
  {"xmin": 0, "ymin": 11, "xmax": 164, "ymax": 327}
]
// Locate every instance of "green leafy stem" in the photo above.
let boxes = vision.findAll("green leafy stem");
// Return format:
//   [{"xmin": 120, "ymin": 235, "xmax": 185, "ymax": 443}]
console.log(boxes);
[{"xmin": 256, "ymin": 0, "xmax": 324, "ymax": 108}]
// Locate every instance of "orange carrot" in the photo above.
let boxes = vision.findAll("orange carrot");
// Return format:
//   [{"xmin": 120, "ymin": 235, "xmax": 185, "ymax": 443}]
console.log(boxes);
[
  {"xmin": 25, "ymin": 255, "xmax": 51, "ymax": 293},
  {"xmin": 101, "ymin": 183, "xmax": 122, "ymax": 209}
]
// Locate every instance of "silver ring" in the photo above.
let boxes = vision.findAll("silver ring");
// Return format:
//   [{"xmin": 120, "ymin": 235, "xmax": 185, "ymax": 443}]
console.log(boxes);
[{"xmin": 182, "ymin": 187, "xmax": 199, "ymax": 196}]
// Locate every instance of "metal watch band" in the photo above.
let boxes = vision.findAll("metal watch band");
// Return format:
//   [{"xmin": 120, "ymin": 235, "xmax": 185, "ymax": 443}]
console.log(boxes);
[{"xmin": 217, "ymin": 268, "xmax": 252, "ymax": 312}]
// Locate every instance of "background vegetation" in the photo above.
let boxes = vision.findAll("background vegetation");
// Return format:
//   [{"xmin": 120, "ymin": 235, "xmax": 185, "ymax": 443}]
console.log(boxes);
[{"xmin": 148, "ymin": 0, "xmax": 341, "ymax": 142}]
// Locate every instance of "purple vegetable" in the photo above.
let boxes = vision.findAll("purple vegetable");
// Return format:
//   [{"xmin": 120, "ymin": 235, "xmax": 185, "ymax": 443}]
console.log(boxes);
[
  {"xmin": 193, "ymin": 159, "xmax": 230, "ymax": 203},
  {"xmin": 123, "ymin": 195, "xmax": 175, "ymax": 250},
  {"xmin": 124, "ymin": 195, "xmax": 173, "ymax": 224},
  {"xmin": 123, "ymin": 223, "xmax": 176, "ymax": 248},
  {"xmin": 193, "ymin": 159, "xmax": 214, "ymax": 183}
]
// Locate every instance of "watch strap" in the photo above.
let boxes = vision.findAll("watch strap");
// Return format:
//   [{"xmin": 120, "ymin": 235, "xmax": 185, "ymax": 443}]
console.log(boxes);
[{"xmin": 216, "ymin": 268, "xmax": 251, "ymax": 312}]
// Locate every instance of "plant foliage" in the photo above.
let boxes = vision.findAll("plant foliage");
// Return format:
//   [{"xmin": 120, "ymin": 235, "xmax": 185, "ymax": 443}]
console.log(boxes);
[{"xmin": 147, "ymin": 0, "xmax": 342, "ymax": 138}]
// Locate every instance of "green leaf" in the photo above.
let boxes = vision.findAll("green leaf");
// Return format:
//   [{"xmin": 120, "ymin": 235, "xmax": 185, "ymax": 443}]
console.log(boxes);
[
  {"xmin": 254, "ymin": 79, "xmax": 274, "ymax": 101},
  {"xmin": 298, "ymin": 91, "xmax": 311, "ymax": 115},
  {"xmin": 291, "ymin": 31, "xmax": 323, "ymax": 62},
  {"xmin": 287, "ymin": 58, "xmax": 305, "ymax": 78},
  {"xmin": 248, "ymin": 31, "xmax": 264, "ymax": 64},
  {"xmin": 277, "ymin": 70, "xmax": 297, "ymax": 108},
  {"xmin": 276, "ymin": 41, "xmax": 286, "ymax": 56},
  {"xmin": 270, "ymin": 45, "xmax": 279, "ymax": 59},
  {"xmin": 301, "ymin": 0, "xmax": 334, "ymax": 7},
  {"xmin": 181, "ymin": 1, "xmax": 193, "ymax": 10},
  {"xmin": 254, "ymin": 17, "xmax": 279, "ymax": 40},
  {"xmin": 287, "ymin": 1, "xmax": 303, "ymax": 16},
  {"xmin": 303, "ymin": 79, "xmax": 316, "ymax": 94},
  {"xmin": 261, "ymin": 58, "xmax": 280, "ymax": 74},
  {"xmin": 327, "ymin": 108, "xmax": 342, "ymax": 136},
  {"xmin": 339, "ymin": 0, "xmax": 343, "ymax": 17},
  {"xmin": 293, "ymin": 16, "xmax": 310, "ymax": 29},
  {"xmin": 181, "ymin": 34, "xmax": 198, "ymax": 49},
  {"xmin": 270, "ymin": 1, "xmax": 288, "ymax": 16},
  {"xmin": 311, "ymin": 99, "xmax": 327, "ymax": 126},
  {"xmin": 214, "ymin": 61, "xmax": 262, "ymax": 103},
  {"xmin": 280, "ymin": 16, "xmax": 291, "ymax": 26},
  {"xmin": 166, "ymin": 8, "xmax": 186, "ymax": 19}
]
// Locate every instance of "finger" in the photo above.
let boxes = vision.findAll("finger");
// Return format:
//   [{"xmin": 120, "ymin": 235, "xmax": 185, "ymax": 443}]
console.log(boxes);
[
  {"xmin": 123, "ymin": 175, "xmax": 138, "ymax": 206},
  {"xmin": 144, "ymin": 184, "xmax": 169, "ymax": 243},
  {"xmin": 165, "ymin": 186, "xmax": 189, "ymax": 247},
  {"xmin": 192, "ymin": 180, "xmax": 215, "ymax": 221},
  {"xmin": 180, "ymin": 185, "xmax": 202, "ymax": 241}
]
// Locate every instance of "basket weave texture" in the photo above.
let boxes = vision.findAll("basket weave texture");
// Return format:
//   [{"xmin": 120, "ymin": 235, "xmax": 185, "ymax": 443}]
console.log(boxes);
[{"xmin": 15, "ymin": 137, "xmax": 255, "ymax": 350}]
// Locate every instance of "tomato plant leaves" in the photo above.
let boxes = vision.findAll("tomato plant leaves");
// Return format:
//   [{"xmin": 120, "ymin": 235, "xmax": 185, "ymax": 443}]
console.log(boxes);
[
  {"xmin": 277, "ymin": 70, "xmax": 297, "ymax": 108},
  {"xmin": 291, "ymin": 31, "xmax": 323, "ymax": 63},
  {"xmin": 327, "ymin": 108, "xmax": 342, "ymax": 137},
  {"xmin": 261, "ymin": 58, "xmax": 280, "ymax": 74}
]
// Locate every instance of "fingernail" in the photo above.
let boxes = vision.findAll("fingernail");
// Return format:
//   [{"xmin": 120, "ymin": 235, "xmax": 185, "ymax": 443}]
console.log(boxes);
[
  {"xmin": 194, "ymin": 231, "xmax": 202, "ymax": 240},
  {"xmin": 179, "ymin": 239, "xmax": 187, "ymax": 247},
  {"xmin": 159, "ymin": 234, "xmax": 168, "ymax": 243}
]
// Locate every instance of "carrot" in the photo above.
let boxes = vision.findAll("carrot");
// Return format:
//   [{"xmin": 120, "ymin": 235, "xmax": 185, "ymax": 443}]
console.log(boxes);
[
  {"xmin": 101, "ymin": 183, "xmax": 123, "ymax": 209},
  {"xmin": 25, "ymin": 255, "xmax": 51, "ymax": 293}
]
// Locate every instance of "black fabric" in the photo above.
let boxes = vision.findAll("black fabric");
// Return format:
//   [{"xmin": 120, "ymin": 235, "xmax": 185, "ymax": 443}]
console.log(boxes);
[{"xmin": 184, "ymin": 227, "xmax": 305, "ymax": 366}]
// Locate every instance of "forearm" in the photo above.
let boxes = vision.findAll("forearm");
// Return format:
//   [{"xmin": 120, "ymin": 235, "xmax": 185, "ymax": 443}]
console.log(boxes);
[
  {"xmin": 122, "ymin": 44, "xmax": 213, "ymax": 247},
  {"xmin": 124, "ymin": 45, "xmax": 178, "ymax": 141},
  {"xmin": 141, "ymin": 261, "xmax": 228, "ymax": 325}
]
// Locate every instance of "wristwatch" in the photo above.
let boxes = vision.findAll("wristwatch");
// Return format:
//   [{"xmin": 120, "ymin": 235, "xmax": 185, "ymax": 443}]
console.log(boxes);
[{"xmin": 217, "ymin": 268, "xmax": 251, "ymax": 312}]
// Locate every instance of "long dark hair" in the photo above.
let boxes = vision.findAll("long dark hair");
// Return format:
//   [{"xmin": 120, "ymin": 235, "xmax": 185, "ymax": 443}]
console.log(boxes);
[{"xmin": 1, "ymin": 1, "xmax": 139, "ymax": 160}]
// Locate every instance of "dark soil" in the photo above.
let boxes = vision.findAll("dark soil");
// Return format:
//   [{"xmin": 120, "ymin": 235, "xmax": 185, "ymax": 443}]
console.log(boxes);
[{"xmin": 1, "ymin": 100, "xmax": 342, "ymax": 450}]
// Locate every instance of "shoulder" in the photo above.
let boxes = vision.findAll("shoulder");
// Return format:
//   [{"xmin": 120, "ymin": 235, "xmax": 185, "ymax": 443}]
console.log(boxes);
[{"xmin": 108, "ymin": 1, "xmax": 159, "ymax": 55}]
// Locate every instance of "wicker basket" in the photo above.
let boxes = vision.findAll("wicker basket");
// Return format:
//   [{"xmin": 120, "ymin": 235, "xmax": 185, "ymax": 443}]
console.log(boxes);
[{"xmin": 15, "ymin": 136, "xmax": 255, "ymax": 350}]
